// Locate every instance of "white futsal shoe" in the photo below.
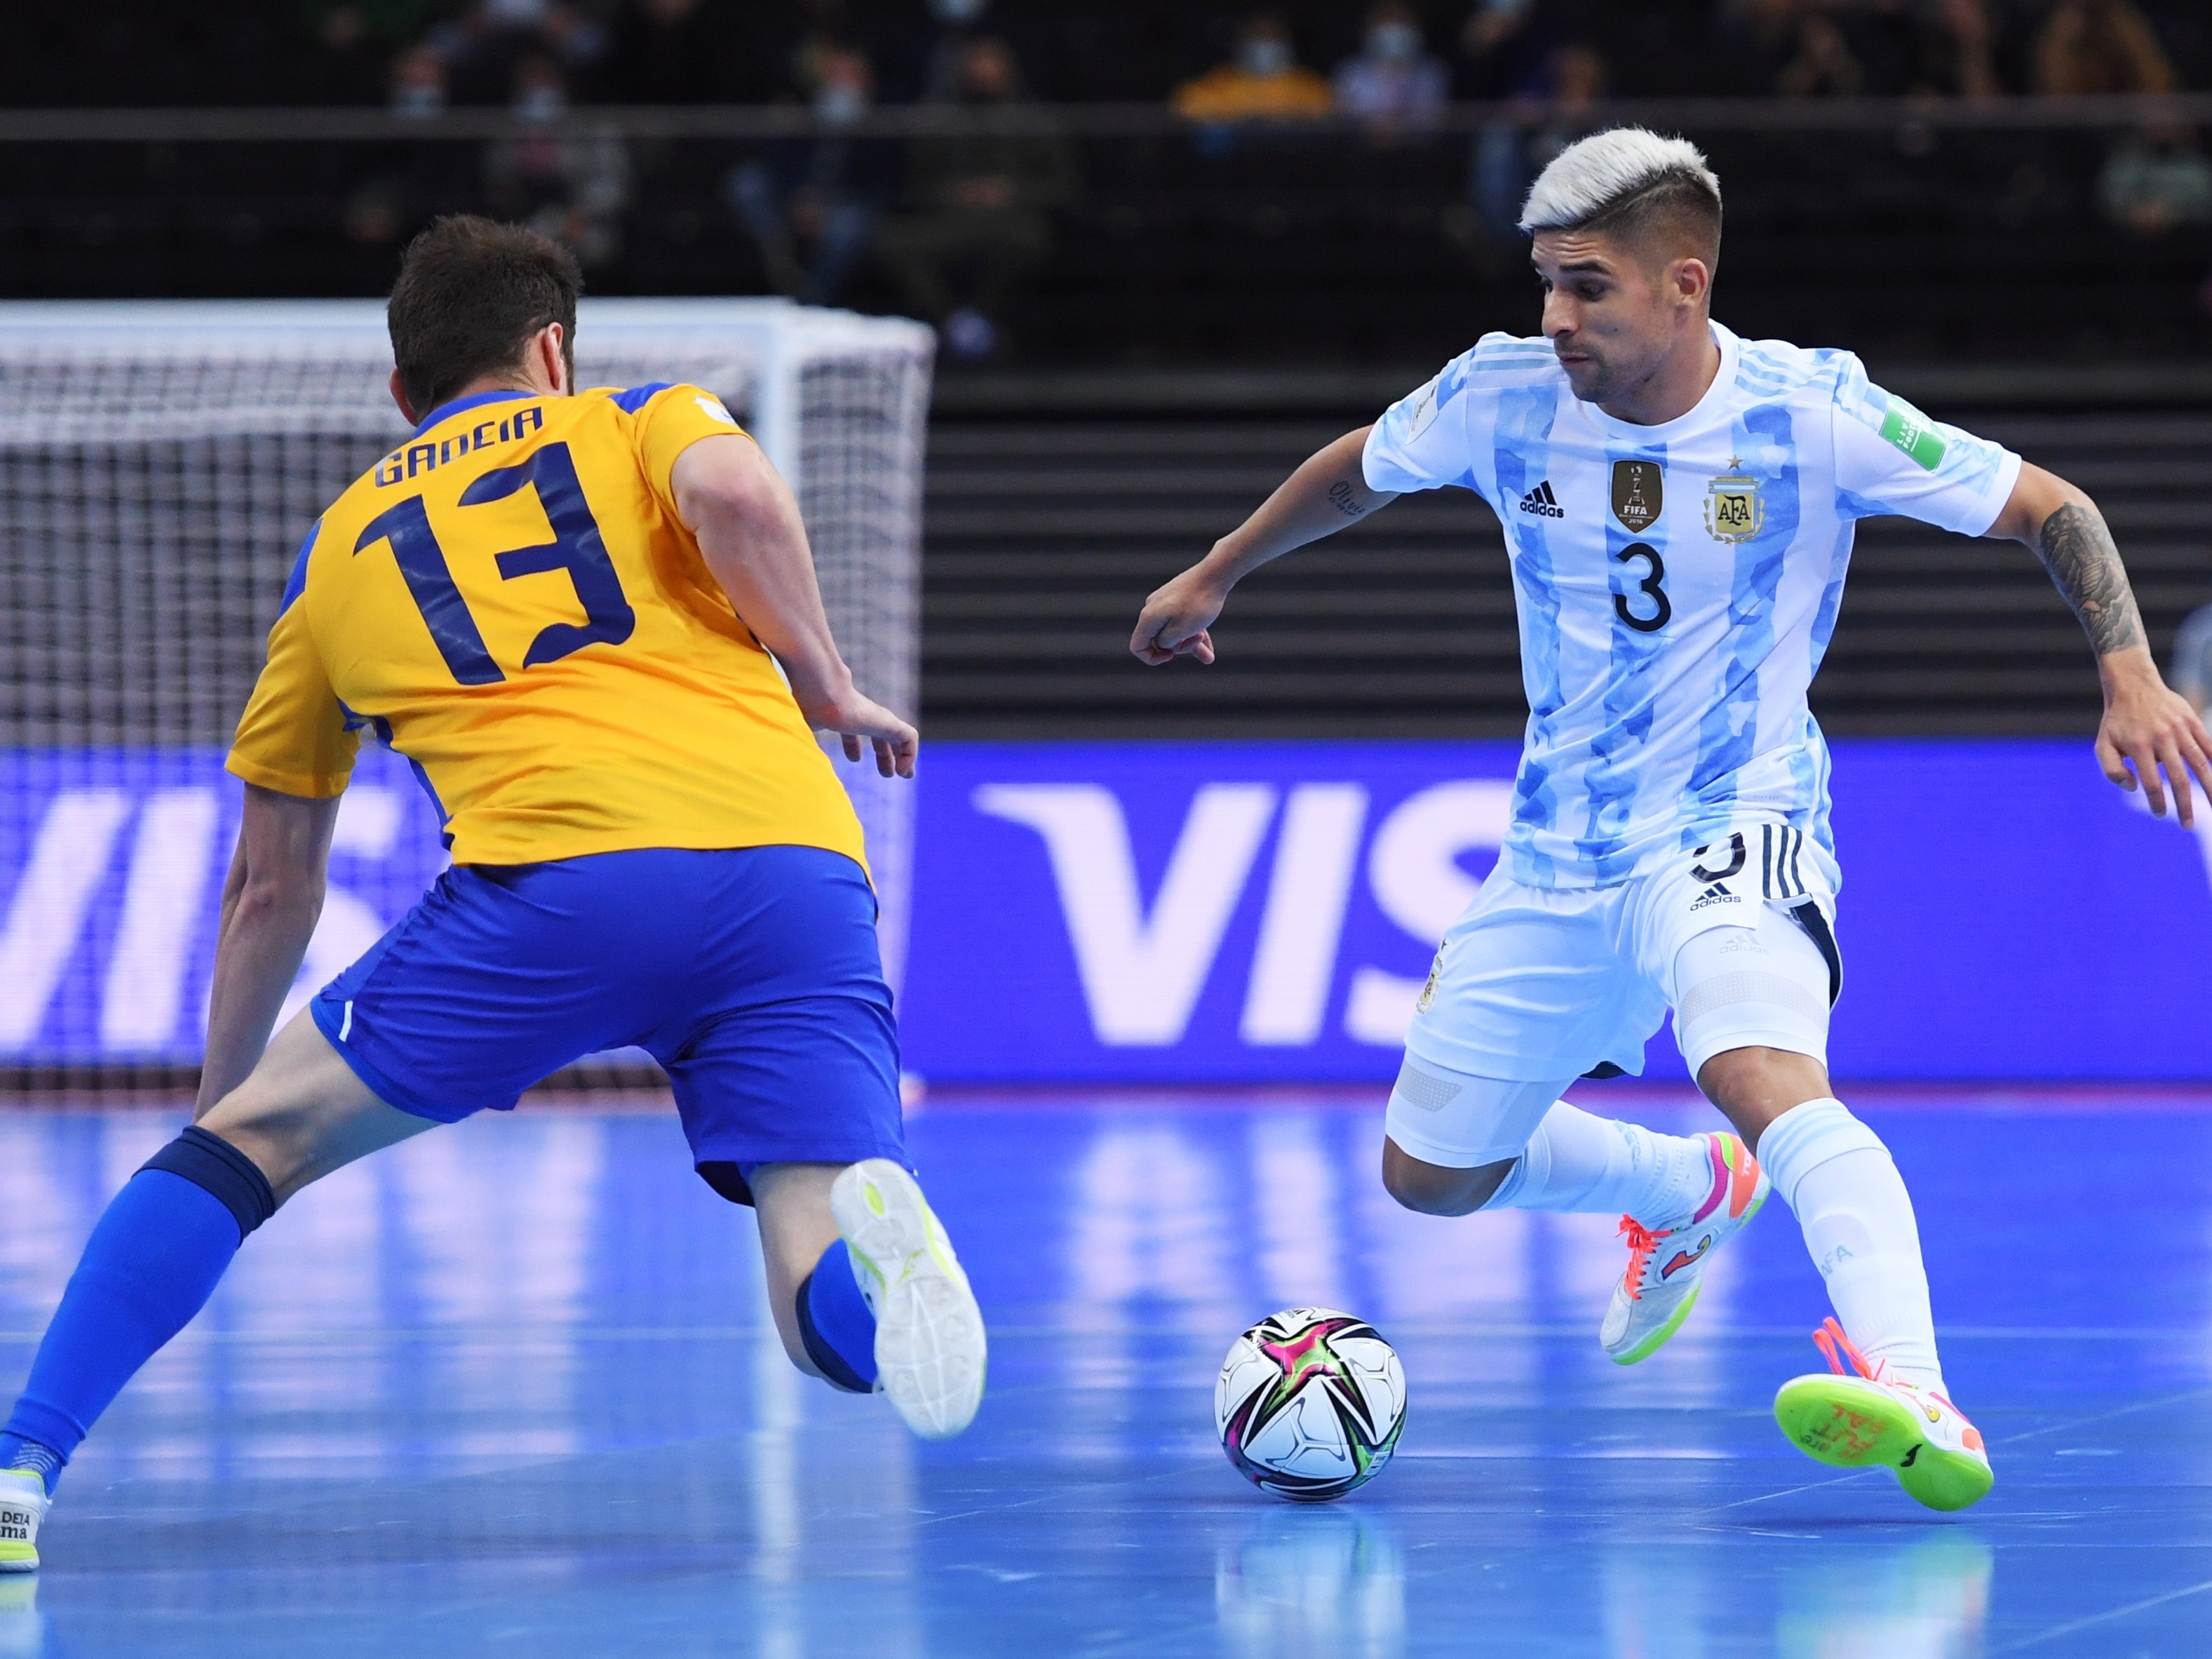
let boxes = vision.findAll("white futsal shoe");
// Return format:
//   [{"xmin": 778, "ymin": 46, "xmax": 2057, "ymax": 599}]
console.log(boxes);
[
  {"xmin": 1774, "ymin": 1317, "xmax": 1993, "ymax": 1512},
  {"xmin": 1601, "ymin": 1131, "xmax": 1769, "ymax": 1364},
  {"xmin": 0, "ymin": 1470, "xmax": 46, "ymax": 1573},
  {"xmin": 831, "ymin": 1160, "xmax": 987, "ymax": 1440}
]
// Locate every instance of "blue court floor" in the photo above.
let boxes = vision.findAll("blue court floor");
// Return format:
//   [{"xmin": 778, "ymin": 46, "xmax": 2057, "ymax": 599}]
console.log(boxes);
[{"xmin": 0, "ymin": 1087, "xmax": 2205, "ymax": 1657}]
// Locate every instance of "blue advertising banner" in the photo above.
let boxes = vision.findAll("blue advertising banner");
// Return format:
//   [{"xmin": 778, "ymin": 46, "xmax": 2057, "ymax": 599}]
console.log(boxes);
[
  {"xmin": 0, "ymin": 739, "xmax": 2204, "ymax": 1080},
  {"xmin": 0, "ymin": 748, "xmax": 447, "ymax": 1063},
  {"xmin": 898, "ymin": 740, "xmax": 2212, "ymax": 1084}
]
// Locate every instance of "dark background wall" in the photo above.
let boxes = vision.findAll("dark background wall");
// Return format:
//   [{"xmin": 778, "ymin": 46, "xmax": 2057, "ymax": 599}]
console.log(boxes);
[{"xmin": 6, "ymin": 1, "xmax": 2211, "ymax": 739}]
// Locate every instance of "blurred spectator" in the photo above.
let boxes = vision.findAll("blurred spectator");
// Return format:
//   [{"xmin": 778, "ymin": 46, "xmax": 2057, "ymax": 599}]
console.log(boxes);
[
  {"xmin": 1334, "ymin": 2, "xmax": 1450, "ymax": 136},
  {"xmin": 1173, "ymin": 15, "xmax": 1334, "ymax": 122},
  {"xmin": 601, "ymin": 0, "xmax": 743, "ymax": 105},
  {"xmin": 2174, "ymin": 600, "xmax": 2212, "ymax": 718},
  {"xmin": 389, "ymin": 41, "xmax": 450, "ymax": 119},
  {"xmin": 1919, "ymin": 0, "xmax": 2004, "ymax": 98},
  {"xmin": 876, "ymin": 37, "xmax": 1075, "ymax": 359},
  {"xmin": 908, "ymin": 0, "xmax": 1048, "ymax": 102},
  {"xmin": 305, "ymin": 3, "xmax": 437, "ymax": 105},
  {"xmin": 1464, "ymin": 42, "xmax": 1607, "ymax": 253},
  {"xmin": 436, "ymin": 0, "xmax": 607, "ymax": 105},
  {"xmin": 772, "ymin": 0, "xmax": 870, "ymax": 102},
  {"xmin": 2032, "ymin": 0, "xmax": 2178, "ymax": 95},
  {"xmin": 1457, "ymin": 0, "xmax": 1549, "ymax": 98},
  {"xmin": 1845, "ymin": 0, "xmax": 1923, "ymax": 95},
  {"xmin": 865, "ymin": 0, "xmax": 1056, "ymax": 105},
  {"xmin": 484, "ymin": 54, "xmax": 630, "ymax": 267},
  {"xmin": 1715, "ymin": 0, "xmax": 1796, "ymax": 94},
  {"xmin": 1777, "ymin": 8, "xmax": 1866, "ymax": 97},
  {"xmin": 917, "ymin": 0, "xmax": 994, "ymax": 100},
  {"xmin": 343, "ymin": 45, "xmax": 470, "ymax": 249},
  {"xmin": 727, "ymin": 46, "xmax": 894, "ymax": 304},
  {"xmin": 2098, "ymin": 123, "xmax": 2212, "ymax": 232}
]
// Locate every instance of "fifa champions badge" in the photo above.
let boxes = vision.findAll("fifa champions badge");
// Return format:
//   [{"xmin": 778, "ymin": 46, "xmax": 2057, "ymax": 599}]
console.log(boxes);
[{"xmin": 1610, "ymin": 459, "xmax": 1662, "ymax": 532}]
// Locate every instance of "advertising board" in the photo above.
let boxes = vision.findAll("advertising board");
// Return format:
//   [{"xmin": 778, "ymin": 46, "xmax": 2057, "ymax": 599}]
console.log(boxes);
[
  {"xmin": 0, "ymin": 739, "xmax": 2201, "ymax": 1081},
  {"xmin": 899, "ymin": 741, "xmax": 2212, "ymax": 1084}
]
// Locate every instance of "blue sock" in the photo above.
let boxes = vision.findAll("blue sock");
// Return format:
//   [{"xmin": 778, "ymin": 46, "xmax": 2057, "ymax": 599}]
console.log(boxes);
[
  {"xmin": 0, "ymin": 1435, "xmax": 58, "ymax": 1493},
  {"xmin": 3, "ymin": 1128, "xmax": 274, "ymax": 1496},
  {"xmin": 795, "ymin": 1240, "xmax": 877, "ymax": 1394}
]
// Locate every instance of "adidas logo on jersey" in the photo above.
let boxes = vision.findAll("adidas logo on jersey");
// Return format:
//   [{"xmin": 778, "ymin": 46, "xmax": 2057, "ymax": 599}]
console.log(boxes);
[
  {"xmin": 1688, "ymin": 882, "xmax": 1741, "ymax": 912},
  {"xmin": 1518, "ymin": 481, "xmax": 1565, "ymax": 518}
]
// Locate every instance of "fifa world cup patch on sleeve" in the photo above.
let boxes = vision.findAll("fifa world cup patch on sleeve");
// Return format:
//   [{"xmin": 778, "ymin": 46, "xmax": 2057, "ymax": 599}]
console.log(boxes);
[
  {"xmin": 695, "ymin": 395, "xmax": 739, "ymax": 426},
  {"xmin": 1401, "ymin": 375, "xmax": 1441, "ymax": 442},
  {"xmin": 1878, "ymin": 396, "xmax": 1947, "ymax": 471}
]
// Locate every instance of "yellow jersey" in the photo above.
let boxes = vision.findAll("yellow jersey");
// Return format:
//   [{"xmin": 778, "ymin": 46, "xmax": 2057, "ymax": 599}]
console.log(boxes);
[{"xmin": 228, "ymin": 382, "xmax": 867, "ymax": 871}]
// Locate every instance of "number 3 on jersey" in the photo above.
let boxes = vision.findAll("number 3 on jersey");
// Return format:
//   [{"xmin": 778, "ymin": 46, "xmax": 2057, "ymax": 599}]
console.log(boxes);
[
  {"xmin": 1612, "ymin": 542, "xmax": 1671, "ymax": 633},
  {"xmin": 353, "ymin": 441, "xmax": 636, "ymax": 685}
]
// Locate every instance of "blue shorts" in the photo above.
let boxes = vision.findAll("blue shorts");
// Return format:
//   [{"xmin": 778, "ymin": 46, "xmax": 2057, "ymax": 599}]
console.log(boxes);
[{"xmin": 311, "ymin": 845, "xmax": 903, "ymax": 1204}]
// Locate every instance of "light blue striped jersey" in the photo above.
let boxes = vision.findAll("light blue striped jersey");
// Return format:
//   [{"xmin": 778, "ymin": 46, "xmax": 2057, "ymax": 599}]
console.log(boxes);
[{"xmin": 1364, "ymin": 322, "xmax": 2021, "ymax": 892}]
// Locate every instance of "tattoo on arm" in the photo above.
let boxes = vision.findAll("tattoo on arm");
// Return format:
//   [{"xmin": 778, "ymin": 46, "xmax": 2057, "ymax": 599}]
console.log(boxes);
[
  {"xmin": 2035, "ymin": 503, "xmax": 2145, "ymax": 657},
  {"xmin": 1326, "ymin": 479, "xmax": 1370, "ymax": 519}
]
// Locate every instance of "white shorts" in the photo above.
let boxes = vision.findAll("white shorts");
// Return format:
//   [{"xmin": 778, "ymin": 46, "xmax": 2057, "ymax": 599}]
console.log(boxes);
[{"xmin": 1387, "ymin": 823, "xmax": 1841, "ymax": 1168}]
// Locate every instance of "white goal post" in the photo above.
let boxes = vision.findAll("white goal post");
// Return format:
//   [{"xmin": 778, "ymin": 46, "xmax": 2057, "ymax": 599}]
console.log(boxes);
[{"xmin": 0, "ymin": 298, "xmax": 932, "ymax": 1076}]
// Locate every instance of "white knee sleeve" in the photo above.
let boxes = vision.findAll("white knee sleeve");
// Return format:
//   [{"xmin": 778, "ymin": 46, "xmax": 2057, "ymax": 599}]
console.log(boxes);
[
  {"xmin": 1384, "ymin": 1056, "xmax": 1576, "ymax": 1169},
  {"xmin": 1671, "ymin": 903, "xmax": 1833, "ymax": 1076}
]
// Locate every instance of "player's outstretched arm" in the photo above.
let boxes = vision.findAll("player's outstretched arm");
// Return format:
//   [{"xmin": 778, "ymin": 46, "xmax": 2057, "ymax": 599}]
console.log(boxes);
[
  {"xmin": 1988, "ymin": 461, "xmax": 2212, "ymax": 824},
  {"xmin": 1131, "ymin": 426, "xmax": 1397, "ymax": 666},
  {"xmin": 198, "ymin": 785, "xmax": 341, "ymax": 1115},
  {"xmin": 673, "ymin": 434, "xmax": 917, "ymax": 779}
]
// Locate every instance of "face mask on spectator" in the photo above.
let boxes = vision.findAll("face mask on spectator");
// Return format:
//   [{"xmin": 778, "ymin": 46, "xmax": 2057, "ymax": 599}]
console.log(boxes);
[
  {"xmin": 515, "ymin": 83, "xmax": 565, "ymax": 121},
  {"xmin": 1367, "ymin": 22, "xmax": 1421, "ymax": 60},
  {"xmin": 930, "ymin": 0, "xmax": 986, "ymax": 23},
  {"xmin": 815, "ymin": 82, "xmax": 868, "ymax": 124},
  {"xmin": 393, "ymin": 81, "xmax": 445, "ymax": 119},
  {"xmin": 1239, "ymin": 39, "xmax": 1293, "ymax": 77}
]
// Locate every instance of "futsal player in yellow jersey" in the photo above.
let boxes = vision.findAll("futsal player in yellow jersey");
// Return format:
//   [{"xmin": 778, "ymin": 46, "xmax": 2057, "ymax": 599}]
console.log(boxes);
[{"xmin": 0, "ymin": 219, "xmax": 985, "ymax": 1570}]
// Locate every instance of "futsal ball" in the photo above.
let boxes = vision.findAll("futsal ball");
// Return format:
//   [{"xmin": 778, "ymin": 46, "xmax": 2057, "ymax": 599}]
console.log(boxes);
[{"xmin": 1215, "ymin": 1308, "xmax": 1406, "ymax": 1502}]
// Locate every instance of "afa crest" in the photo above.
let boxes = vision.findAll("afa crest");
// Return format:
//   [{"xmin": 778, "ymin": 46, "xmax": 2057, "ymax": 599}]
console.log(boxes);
[{"xmin": 1704, "ymin": 459, "xmax": 1764, "ymax": 544}]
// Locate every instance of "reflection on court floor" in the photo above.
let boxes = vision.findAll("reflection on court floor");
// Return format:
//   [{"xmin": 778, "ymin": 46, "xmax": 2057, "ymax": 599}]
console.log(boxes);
[{"xmin": 0, "ymin": 1092, "xmax": 2202, "ymax": 1656}]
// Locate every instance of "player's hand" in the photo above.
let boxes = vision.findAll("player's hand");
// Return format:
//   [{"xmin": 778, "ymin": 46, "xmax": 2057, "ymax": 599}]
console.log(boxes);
[
  {"xmin": 2095, "ymin": 649, "xmax": 2212, "ymax": 826},
  {"xmin": 805, "ymin": 688, "xmax": 919, "ymax": 779},
  {"xmin": 1131, "ymin": 565, "xmax": 1226, "ymax": 666}
]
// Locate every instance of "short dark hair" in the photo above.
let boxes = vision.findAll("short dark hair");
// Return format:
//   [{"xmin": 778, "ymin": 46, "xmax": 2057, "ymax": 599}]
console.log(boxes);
[
  {"xmin": 1582, "ymin": 174, "xmax": 1722, "ymax": 275},
  {"xmin": 386, "ymin": 216, "xmax": 582, "ymax": 416}
]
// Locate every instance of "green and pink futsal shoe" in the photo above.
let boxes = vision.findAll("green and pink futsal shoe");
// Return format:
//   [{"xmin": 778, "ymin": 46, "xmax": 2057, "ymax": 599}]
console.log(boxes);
[
  {"xmin": 1600, "ymin": 1131, "xmax": 1769, "ymax": 1364},
  {"xmin": 1774, "ymin": 1317, "xmax": 1993, "ymax": 1512}
]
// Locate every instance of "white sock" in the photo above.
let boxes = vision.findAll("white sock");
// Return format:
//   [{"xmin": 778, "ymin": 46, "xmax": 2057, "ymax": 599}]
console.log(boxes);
[
  {"xmin": 1485, "ymin": 1103, "xmax": 1714, "ymax": 1225},
  {"xmin": 1755, "ymin": 1096, "xmax": 1944, "ymax": 1392}
]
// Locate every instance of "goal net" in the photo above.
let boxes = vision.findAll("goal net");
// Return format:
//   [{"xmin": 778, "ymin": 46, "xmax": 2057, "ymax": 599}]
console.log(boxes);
[{"xmin": 0, "ymin": 298, "xmax": 931, "ymax": 1089}]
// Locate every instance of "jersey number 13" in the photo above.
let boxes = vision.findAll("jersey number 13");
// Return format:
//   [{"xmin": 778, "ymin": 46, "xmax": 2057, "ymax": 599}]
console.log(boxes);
[{"xmin": 353, "ymin": 442, "xmax": 637, "ymax": 685}]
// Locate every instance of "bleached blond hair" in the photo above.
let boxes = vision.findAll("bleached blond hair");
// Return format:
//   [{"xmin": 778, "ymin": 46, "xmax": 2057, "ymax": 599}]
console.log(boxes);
[{"xmin": 1518, "ymin": 127, "xmax": 1722, "ymax": 242}]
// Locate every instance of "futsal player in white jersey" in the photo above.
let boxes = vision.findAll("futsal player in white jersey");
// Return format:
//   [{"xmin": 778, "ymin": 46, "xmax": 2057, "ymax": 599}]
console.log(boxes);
[{"xmin": 1132, "ymin": 128, "xmax": 2212, "ymax": 1512}]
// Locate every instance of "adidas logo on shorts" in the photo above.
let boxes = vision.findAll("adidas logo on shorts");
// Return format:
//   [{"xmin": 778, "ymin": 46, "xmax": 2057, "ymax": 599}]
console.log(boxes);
[
  {"xmin": 1688, "ymin": 882, "xmax": 1741, "ymax": 912},
  {"xmin": 1518, "ymin": 481, "xmax": 1565, "ymax": 518}
]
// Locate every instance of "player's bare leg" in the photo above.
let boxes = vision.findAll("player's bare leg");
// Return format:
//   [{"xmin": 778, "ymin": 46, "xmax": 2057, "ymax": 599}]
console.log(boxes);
[
  {"xmin": 198, "ymin": 1014, "xmax": 434, "ymax": 1202},
  {"xmin": 1701, "ymin": 1046, "xmax": 1992, "ymax": 1510},
  {"xmin": 1378, "ymin": 1140, "xmax": 1514, "ymax": 1214}
]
